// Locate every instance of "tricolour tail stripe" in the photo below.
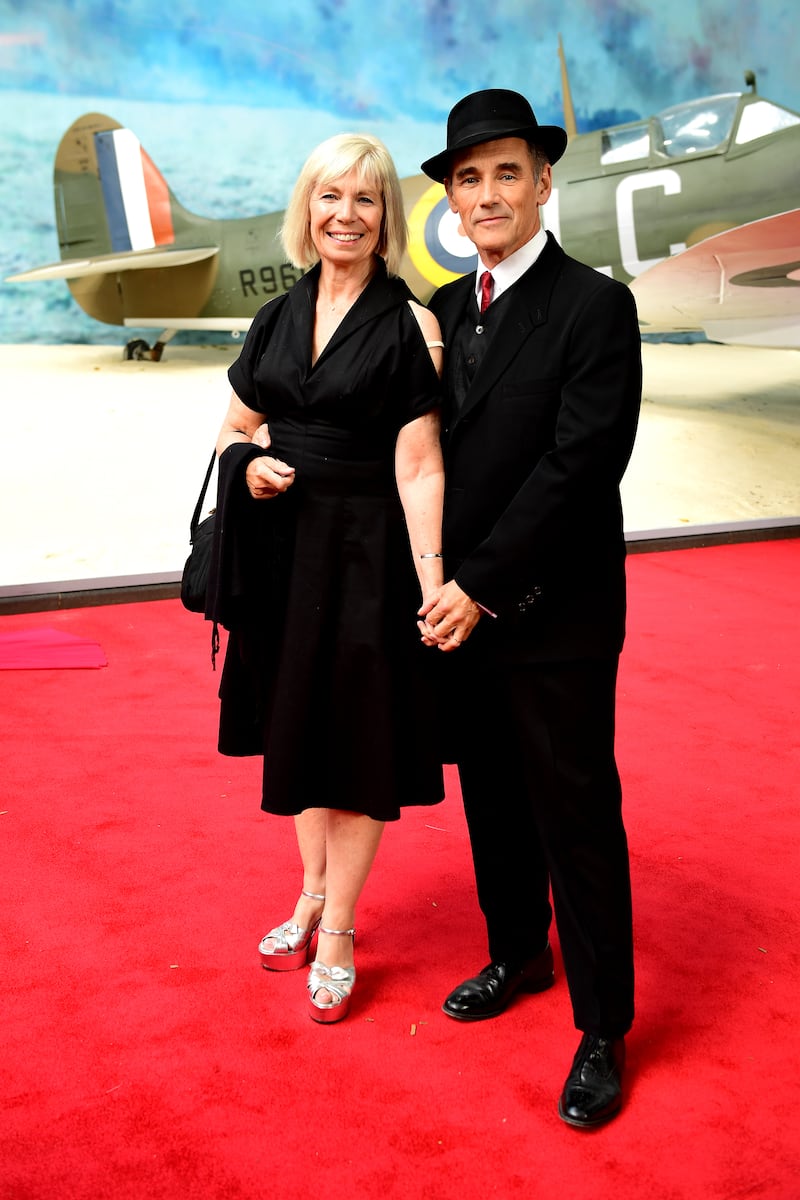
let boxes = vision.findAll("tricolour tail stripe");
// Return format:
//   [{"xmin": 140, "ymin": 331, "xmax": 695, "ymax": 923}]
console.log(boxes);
[
  {"xmin": 95, "ymin": 129, "xmax": 175, "ymax": 253},
  {"xmin": 140, "ymin": 148, "xmax": 174, "ymax": 246}
]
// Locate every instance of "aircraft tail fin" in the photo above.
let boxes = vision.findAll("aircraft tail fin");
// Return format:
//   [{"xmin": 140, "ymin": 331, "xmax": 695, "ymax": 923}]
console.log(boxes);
[
  {"xmin": 4, "ymin": 111, "xmax": 222, "ymax": 329},
  {"xmin": 54, "ymin": 113, "xmax": 186, "ymax": 262}
]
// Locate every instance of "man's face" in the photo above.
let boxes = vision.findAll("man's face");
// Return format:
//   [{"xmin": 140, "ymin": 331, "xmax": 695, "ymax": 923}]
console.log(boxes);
[{"xmin": 445, "ymin": 137, "xmax": 552, "ymax": 268}]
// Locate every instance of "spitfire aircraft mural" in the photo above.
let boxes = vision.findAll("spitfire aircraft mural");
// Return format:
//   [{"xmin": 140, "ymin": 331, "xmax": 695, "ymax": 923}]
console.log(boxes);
[{"xmin": 8, "ymin": 72, "xmax": 800, "ymax": 354}]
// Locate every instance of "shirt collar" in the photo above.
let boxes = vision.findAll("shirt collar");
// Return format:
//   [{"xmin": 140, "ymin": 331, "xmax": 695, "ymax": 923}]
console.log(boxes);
[{"xmin": 474, "ymin": 227, "xmax": 548, "ymax": 306}]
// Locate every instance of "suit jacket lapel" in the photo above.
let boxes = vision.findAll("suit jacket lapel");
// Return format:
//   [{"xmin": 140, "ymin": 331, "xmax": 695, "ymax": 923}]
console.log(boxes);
[{"xmin": 448, "ymin": 235, "xmax": 564, "ymax": 426}]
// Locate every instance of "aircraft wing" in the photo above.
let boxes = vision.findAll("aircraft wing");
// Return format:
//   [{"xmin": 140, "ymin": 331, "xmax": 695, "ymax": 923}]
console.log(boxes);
[
  {"xmin": 7, "ymin": 245, "xmax": 219, "ymax": 283},
  {"xmin": 631, "ymin": 210, "xmax": 800, "ymax": 348}
]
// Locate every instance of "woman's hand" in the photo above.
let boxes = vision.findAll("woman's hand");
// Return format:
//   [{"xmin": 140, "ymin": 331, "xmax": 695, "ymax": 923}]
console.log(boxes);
[
  {"xmin": 245, "ymin": 454, "xmax": 295, "ymax": 499},
  {"xmin": 252, "ymin": 423, "xmax": 272, "ymax": 450}
]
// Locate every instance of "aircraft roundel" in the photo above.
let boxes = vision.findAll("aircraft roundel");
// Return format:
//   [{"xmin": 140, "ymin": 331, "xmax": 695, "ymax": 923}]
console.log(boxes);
[{"xmin": 408, "ymin": 183, "xmax": 478, "ymax": 287}]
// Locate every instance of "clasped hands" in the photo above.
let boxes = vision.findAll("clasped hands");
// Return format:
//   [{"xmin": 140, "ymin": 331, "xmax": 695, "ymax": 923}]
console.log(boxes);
[
  {"xmin": 245, "ymin": 422, "xmax": 295, "ymax": 500},
  {"xmin": 418, "ymin": 581, "xmax": 481, "ymax": 652}
]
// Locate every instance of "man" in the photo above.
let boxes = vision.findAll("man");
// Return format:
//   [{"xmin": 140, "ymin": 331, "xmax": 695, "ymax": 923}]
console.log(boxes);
[{"xmin": 418, "ymin": 89, "xmax": 641, "ymax": 1128}]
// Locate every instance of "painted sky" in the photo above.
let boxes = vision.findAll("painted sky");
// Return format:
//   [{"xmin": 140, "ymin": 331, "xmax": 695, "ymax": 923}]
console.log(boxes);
[{"xmin": 1, "ymin": 0, "xmax": 797, "ymax": 127}]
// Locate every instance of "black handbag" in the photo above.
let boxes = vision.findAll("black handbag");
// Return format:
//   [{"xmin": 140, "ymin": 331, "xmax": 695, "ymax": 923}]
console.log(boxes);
[{"xmin": 180, "ymin": 451, "xmax": 216, "ymax": 613}]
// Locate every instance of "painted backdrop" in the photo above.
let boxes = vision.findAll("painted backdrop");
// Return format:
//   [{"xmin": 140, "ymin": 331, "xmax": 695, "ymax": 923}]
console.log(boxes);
[{"xmin": 0, "ymin": 0, "xmax": 796, "ymax": 343}]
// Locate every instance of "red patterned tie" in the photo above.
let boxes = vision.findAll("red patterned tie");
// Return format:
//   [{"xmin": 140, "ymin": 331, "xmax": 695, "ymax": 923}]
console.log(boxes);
[{"xmin": 479, "ymin": 270, "xmax": 494, "ymax": 313}]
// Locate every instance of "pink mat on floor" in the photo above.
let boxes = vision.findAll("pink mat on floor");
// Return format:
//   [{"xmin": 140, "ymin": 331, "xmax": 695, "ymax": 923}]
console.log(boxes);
[{"xmin": 0, "ymin": 627, "xmax": 108, "ymax": 669}]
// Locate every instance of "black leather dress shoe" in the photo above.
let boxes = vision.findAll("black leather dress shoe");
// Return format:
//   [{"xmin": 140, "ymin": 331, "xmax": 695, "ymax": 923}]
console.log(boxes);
[
  {"xmin": 442, "ymin": 944, "xmax": 554, "ymax": 1021},
  {"xmin": 558, "ymin": 1033, "xmax": 625, "ymax": 1128}
]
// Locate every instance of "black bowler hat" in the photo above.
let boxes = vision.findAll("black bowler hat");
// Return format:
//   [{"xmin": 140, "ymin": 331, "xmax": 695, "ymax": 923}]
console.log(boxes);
[{"xmin": 421, "ymin": 88, "xmax": 568, "ymax": 182}]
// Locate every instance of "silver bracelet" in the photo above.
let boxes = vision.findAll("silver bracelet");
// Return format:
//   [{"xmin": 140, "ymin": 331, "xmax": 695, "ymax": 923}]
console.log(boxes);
[{"xmin": 420, "ymin": 552, "xmax": 443, "ymax": 559}]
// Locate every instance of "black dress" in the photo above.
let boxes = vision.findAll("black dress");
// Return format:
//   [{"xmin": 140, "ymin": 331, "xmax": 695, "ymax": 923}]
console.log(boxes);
[{"xmin": 217, "ymin": 259, "xmax": 445, "ymax": 821}]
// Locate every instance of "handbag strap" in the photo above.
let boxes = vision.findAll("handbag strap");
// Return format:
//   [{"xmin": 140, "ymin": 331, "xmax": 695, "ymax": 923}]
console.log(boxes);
[{"xmin": 189, "ymin": 450, "xmax": 217, "ymax": 540}]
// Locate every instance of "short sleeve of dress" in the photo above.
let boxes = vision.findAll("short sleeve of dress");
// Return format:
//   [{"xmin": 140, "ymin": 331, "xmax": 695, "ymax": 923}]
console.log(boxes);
[
  {"xmin": 227, "ymin": 294, "xmax": 288, "ymax": 411},
  {"xmin": 395, "ymin": 303, "xmax": 443, "ymax": 428}
]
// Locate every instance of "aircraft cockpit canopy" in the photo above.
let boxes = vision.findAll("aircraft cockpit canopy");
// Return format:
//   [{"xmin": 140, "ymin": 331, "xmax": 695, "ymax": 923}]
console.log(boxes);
[
  {"xmin": 601, "ymin": 92, "xmax": 800, "ymax": 166},
  {"xmin": 659, "ymin": 94, "xmax": 741, "ymax": 155}
]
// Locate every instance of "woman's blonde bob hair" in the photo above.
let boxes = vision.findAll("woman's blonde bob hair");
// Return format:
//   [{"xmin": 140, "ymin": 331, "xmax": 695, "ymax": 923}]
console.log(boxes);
[{"xmin": 280, "ymin": 133, "xmax": 408, "ymax": 275}]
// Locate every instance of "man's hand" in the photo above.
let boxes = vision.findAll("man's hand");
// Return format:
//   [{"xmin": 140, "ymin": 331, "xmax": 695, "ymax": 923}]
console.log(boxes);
[
  {"xmin": 245, "ymin": 454, "xmax": 295, "ymax": 499},
  {"xmin": 418, "ymin": 580, "xmax": 482, "ymax": 651}
]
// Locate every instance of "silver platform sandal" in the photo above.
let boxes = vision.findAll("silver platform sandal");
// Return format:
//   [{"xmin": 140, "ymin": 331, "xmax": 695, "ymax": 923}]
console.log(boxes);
[
  {"xmin": 307, "ymin": 926, "xmax": 356, "ymax": 1023},
  {"xmin": 258, "ymin": 890, "xmax": 326, "ymax": 971}
]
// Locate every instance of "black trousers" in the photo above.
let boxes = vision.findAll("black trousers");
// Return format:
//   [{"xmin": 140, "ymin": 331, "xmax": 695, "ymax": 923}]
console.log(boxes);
[{"xmin": 454, "ymin": 655, "xmax": 634, "ymax": 1037}]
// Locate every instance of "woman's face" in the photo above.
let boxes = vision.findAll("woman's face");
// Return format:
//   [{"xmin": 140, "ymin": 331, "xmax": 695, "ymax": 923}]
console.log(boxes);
[{"xmin": 309, "ymin": 168, "xmax": 384, "ymax": 268}]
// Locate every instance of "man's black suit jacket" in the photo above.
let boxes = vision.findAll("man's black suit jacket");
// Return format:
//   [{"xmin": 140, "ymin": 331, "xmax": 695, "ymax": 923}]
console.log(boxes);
[{"xmin": 429, "ymin": 232, "xmax": 642, "ymax": 664}]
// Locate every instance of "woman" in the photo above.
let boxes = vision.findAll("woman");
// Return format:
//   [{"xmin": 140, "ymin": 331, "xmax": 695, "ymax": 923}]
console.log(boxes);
[{"xmin": 212, "ymin": 133, "xmax": 445, "ymax": 1023}]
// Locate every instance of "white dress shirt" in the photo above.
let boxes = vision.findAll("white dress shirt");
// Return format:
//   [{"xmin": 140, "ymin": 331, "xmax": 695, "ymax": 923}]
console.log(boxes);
[{"xmin": 473, "ymin": 226, "xmax": 548, "ymax": 307}]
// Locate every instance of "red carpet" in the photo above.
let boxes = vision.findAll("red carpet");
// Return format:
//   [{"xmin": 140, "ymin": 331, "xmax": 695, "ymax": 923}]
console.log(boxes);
[{"xmin": 2, "ymin": 539, "xmax": 798, "ymax": 1199}]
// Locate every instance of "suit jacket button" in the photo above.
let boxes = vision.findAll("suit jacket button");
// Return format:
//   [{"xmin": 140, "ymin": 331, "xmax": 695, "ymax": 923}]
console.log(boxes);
[{"xmin": 518, "ymin": 587, "xmax": 543, "ymax": 612}]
